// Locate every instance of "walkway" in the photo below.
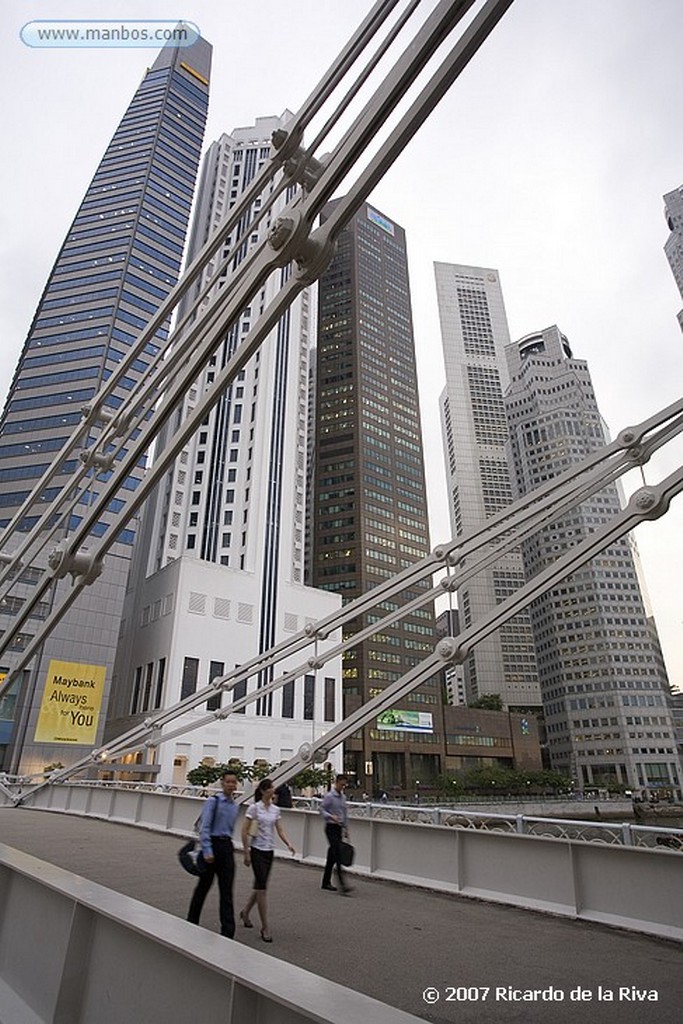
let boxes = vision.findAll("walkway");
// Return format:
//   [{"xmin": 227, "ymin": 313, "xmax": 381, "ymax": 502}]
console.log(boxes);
[{"xmin": 1, "ymin": 807, "xmax": 681, "ymax": 1024}]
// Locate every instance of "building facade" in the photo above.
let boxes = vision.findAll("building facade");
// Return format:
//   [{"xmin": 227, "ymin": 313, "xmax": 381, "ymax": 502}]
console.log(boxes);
[
  {"xmin": 106, "ymin": 115, "xmax": 343, "ymax": 781},
  {"xmin": 435, "ymin": 263, "xmax": 542, "ymax": 711},
  {"xmin": 309, "ymin": 200, "xmax": 445, "ymax": 797},
  {"xmin": 663, "ymin": 184, "xmax": 683, "ymax": 331},
  {"xmin": 504, "ymin": 325, "xmax": 681, "ymax": 796},
  {"xmin": 0, "ymin": 34, "xmax": 212, "ymax": 773},
  {"xmin": 435, "ymin": 608, "xmax": 466, "ymax": 707},
  {"xmin": 442, "ymin": 705, "xmax": 542, "ymax": 776}
]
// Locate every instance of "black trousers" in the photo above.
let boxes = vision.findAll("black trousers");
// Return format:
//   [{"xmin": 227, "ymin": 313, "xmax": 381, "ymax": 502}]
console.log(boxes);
[
  {"xmin": 187, "ymin": 836, "xmax": 235, "ymax": 938},
  {"xmin": 322, "ymin": 822, "xmax": 346, "ymax": 888}
]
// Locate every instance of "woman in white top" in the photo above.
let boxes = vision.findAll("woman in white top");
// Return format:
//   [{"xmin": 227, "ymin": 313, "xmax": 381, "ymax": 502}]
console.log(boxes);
[{"xmin": 240, "ymin": 778, "xmax": 295, "ymax": 942}]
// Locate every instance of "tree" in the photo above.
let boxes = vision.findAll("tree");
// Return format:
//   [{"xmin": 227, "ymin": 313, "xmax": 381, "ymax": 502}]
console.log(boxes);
[
  {"xmin": 469, "ymin": 694, "xmax": 504, "ymax": 711},
  {"xmin": 292, "ymin": 765, "xmax": 334, "ymax": 791},
  {"xmin": 185, "ymin": 759, "xmax": 333, "ymax": 792}
]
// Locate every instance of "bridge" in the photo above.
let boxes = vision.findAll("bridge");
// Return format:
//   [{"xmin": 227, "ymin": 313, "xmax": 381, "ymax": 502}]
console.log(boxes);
[
  {"xmin": 1, "ymin": 2, "xmax": 682, "ymax": 1017},
  {"xmin": 1, "ymin": 789, "xmax": 682, "ymax": 1023}
]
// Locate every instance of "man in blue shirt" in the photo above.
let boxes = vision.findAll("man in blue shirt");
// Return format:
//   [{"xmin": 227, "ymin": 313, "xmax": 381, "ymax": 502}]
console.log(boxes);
[
  {"xmin": 187, "ymin": 771, "xmax": 239, "ymax": 938},
  {"xmin": 320, "ymin": 773, "xmax": 352, "ymax": 894}
]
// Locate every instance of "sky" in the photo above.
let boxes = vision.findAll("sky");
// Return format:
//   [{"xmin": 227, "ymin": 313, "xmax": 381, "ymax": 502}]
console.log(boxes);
[{"xmin": 1, "ymin": 0, "xmax": 682, "ymax": 688}]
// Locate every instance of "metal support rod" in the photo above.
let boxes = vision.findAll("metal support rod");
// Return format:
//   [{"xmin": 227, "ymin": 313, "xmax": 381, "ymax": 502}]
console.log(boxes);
[
  {"xmin": 35, "ymin": 454, "xmax": 683, "ymax": 792},
  {"xmin": 0, "ymin": 0, "xmax": 522, "ymax": 667},
  {"xmin": 0, "ymin": 0, "xmax": 408, "ymax": 577}
]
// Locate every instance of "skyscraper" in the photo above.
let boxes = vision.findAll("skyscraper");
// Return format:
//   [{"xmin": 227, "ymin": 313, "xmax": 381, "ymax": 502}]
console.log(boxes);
[
  {"xmin": 435, "ymin": 263, "xmax": 542, "ymax": 711},
  {"xmin": 663, "ymin": 184, "xmax": 683, "ymax": 331},
  {"xmin": 0, "ymin": 33, "xmax": 212, "ymax": 773},
  {"xmin": 310, "ymin": 200, "xmax": 445, "ymax": 796},
  {"xmin": 105, "ymin": 116, "xmax": 343, "ymax": 784},
  {"xmin": 140, "ymin": 114, "xmax": 310, "ymax": 587},
  {"xmin": 504, "ymin": 325, "xmax": 681, "ymax": 796}
]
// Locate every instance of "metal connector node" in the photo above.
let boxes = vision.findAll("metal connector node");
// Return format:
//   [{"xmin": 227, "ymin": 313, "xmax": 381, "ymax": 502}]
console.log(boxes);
[
  {"xmin": 79, "ymin": 450, "xmax": 116, "ymax": 472},
  {"xmin": 436, "ymin": 637, "xmax": 460, "ymax": 662},
  {"xmin": 297, "ymin": 742, "xmax": 315, "ymax": 764},
  {"xmin": 48, "ymin": 543, "xmax": 104, "ymax": 586}
]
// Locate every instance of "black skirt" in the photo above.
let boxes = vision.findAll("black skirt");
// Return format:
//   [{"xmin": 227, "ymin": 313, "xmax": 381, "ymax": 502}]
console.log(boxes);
[{"xmin": 251, "ymin": 847, "xmax": 274, "ymax": 890}]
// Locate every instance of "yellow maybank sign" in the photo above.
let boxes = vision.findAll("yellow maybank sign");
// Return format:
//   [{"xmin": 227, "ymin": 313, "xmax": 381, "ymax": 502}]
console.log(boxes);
[{"xmin": 34, "ymin": 659, "xmax": 106, "ymax": 744}]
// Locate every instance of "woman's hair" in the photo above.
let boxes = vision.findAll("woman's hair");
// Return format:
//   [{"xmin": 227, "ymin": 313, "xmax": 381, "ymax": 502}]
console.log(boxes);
[{"xmin": 255, "ymin": 778, "xmax": 273, "ymax": 802}]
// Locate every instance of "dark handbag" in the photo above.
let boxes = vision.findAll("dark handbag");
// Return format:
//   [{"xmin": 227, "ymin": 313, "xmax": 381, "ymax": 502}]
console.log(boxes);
[
  {"xmin": 338, "ymin": 840, "xmax": 354, "ymax": 867},
  {"xmin": 178, "ymin": 838, "xmax": 206, "ymax": 876}
]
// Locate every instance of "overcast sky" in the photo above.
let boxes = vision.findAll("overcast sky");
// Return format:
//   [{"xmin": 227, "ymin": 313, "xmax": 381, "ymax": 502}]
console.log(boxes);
[{"xmin": 1, "ymin": 0, "xmax": 682, "ymax": 688}]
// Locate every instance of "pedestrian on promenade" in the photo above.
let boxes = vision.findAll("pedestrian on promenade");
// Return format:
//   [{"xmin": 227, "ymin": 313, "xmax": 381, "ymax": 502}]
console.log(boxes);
[
  {"xmin": 274, "ymin": 781, "xmax": 293, "ymax": 807},
  {"xmin": 240, "ymin": 778, "xmax": 296, "ymax": 942},
  {"xmin": 187, "ymin": 771, "xmax": 239, "ymax": 938},
  {"xmin": 321, "ymin": 773, "xmax": 352, "ymax": 895}
]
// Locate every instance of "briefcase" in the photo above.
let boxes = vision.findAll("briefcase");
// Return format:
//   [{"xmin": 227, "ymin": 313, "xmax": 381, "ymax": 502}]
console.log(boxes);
[{"xmin": 339, "ymin": 840, "xmax": 354, "ymax": 867}]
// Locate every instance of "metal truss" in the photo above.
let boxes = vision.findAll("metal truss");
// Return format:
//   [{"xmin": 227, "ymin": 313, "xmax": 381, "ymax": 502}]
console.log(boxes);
[
  {"xmin": 20, "ymin": 401, "xmax": 683, "ymax": 802},
  {"xmin": 0, "ymin": 0, "xmax": 513, "ymax": 680},
  {"xmin": 1, "ymin": 0, "xmax": 681, "ymax": 804}
]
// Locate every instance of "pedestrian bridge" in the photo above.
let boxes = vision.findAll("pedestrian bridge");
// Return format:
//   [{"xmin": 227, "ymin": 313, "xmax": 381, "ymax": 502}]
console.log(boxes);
[
  {"xmin": 1, "ymin": 784, "xmax": 682, "ymax": 1024},
  {"xmin": 5, "ymin": 780, "xmax": 682, "ymax": 939}
]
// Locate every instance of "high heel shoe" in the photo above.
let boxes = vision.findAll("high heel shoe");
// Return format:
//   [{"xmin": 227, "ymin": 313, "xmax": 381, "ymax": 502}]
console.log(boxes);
[
  {"xmin": 239, "ymin": 910, "xmax": 253, "ymax": 929},
  {"xmin": 260, "ymin": 928, "xmax": 273, "ymax": 943}
]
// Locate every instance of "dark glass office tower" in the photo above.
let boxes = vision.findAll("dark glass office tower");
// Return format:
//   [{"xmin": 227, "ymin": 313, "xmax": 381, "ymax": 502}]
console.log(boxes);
[
  {"xmin": 310, "ymin": 200, "xmax": 445, "ymax": 798},
  {"xmin": 0, "ymin": 33, "xmax": 211, "ymax": 772}
]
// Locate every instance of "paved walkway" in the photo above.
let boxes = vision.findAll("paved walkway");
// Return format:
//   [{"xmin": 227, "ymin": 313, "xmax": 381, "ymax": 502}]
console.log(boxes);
[{"xmin": 1, "ymin": 807, "xmax": 681, "ymax": 1024}]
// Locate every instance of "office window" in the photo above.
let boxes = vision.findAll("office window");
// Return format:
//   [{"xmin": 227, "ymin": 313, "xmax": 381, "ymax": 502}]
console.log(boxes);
[
  {"xmin": 181, "ymin": 656, "xmax": 199, "ymax": 700},
  {"xmin": 142, "ymin": 662, "xmax": 154, "ymax": 710},
  {"xmin": 282, "ymin": 678, "xmax": 294, "ymax": 719},
  {"xmin": 304, "ymin": 674, "xmax": 315, "ymax": 721},
  {"xmin": 324, "ymin": 677, "xmax": 336, "ymax": 722},
  {"xmin": 207, "ymin": 659, "xmax": 224, "ymax": 711},
  {"xmin": 154, "ymin": 658, "xmax": 166, "ymax": 708},
  {"xmin": 130, "ymin": 666, "xmax": 142, "ymax": 714},
  {"xmin": 233, "ymin": 676, "xmax": 246, "ymax": 713}
]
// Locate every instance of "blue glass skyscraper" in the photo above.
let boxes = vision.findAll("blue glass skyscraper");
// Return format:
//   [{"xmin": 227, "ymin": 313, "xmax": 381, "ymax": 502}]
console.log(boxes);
[{"xmin": 0, "ymin": 32, "xmax": 212, "ymax": 772}]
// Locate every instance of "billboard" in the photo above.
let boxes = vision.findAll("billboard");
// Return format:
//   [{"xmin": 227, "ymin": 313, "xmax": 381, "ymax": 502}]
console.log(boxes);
[
  {"xmin": 376, "ymin": 709, "xmax": 433, "ymax": 733},
  {"xmin": 34, "ymin": 659, "xmax": 106, "ymax": 745}
]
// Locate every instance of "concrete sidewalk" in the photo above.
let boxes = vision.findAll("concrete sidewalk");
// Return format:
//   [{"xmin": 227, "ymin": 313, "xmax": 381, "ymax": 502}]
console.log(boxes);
[{"xmin": 1, "ymin": 807, "xmax": 681, "ymax": 1024}]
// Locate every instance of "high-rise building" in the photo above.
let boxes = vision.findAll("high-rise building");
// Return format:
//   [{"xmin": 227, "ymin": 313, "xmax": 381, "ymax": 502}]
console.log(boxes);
[
  {"xmin": 105, "ymin": 115, "xmax": 343, "ymax": 784},
  {"xmin": 309, "ymin": 200, "xmax": 445, "ymax": 797},
  {"xmin": 663, "ymin": 185, "xmax": 683, "ymax": 331},
  {"xmin": 0, "ymin": 33, "xmax": 212, "ymax": 773},
  {"xmin": 435, "ymin": 263, "xmax": 542, "ymax": 711},
  {"xmin": 435, "ymin": 609, "xmax": 466, "ymax": 707},
  {"xmin": 504, "ymin": 325, "xmax": 681, "ymax": 796},
  {"xmin": 141, "ymin": 114, "xmax": 310, "ymax": 584}
]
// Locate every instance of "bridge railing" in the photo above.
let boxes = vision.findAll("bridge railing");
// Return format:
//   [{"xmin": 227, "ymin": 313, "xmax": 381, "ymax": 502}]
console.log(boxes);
[
  {"xmin": 4, "ymin": 779, "xmax": 682, "ymax": 850},
  {"xmin": 6, "ymin": 782, "xmax": 682, "ymax": 942},
  {"xmin": 0, "ymin": 841, "xmax": 423, "ymax": 1024}
]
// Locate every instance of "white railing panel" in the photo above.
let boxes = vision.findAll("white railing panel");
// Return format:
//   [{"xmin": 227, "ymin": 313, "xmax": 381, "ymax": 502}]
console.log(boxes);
[
  {"xmin": 0, "ymin": 867, "xmax": 77, "ymax": 1023},
  {"xmin": 109, "ymin": 788, "xmax": 142, "ymax": 824},
  {"xmin": 0, "ymin": 843, "xmax": 424, "ymax": 1024},
  {"xmin": 457, "ymin": 829, "xmax": 577, "ymax": 915},
  {"xmin": 370, "ymin": 818, "xmax": 461, "ymax": 890},
  {"xmin": 573, "ymin": 843, "xmax": 683, "ymax": 941}
]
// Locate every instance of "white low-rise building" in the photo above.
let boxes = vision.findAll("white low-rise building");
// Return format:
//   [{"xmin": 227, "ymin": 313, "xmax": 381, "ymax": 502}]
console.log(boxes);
[{"xmin": 106, "ymin": 555, "xmax": 342, "ymax": 785}]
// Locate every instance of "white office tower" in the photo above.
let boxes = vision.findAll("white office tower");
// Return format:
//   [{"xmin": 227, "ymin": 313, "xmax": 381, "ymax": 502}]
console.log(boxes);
[
  {"xmin": 663, "ymin": 185, "xmax": 683, "ymax": 331},
  {"xmin": 105, "ymin": 114, "xmax": 342, "ymax": 784},
  {"xmin": 504, "ymin": 326, "xmax": 681, "ymax": 796},
  {"xmin": 435, "ymin": 263, "xmax": 542, "ymax": 710}
]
